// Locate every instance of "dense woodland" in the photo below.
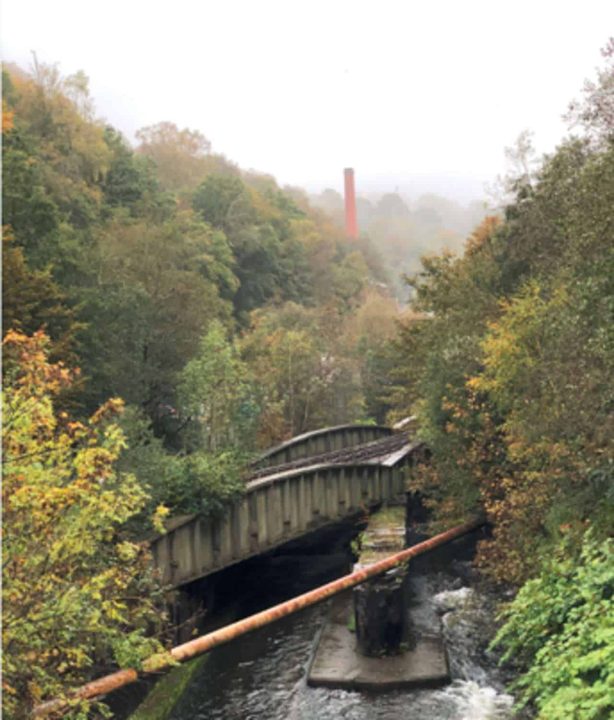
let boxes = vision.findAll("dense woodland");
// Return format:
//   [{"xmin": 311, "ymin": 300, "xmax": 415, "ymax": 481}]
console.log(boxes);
[
  {"xmin": 2, "ymin": 42, "xmax": 613, "ymax": 719},
  {"xmin": 1, "ymin": 59, "xmax": 402, "ymax": 717}
]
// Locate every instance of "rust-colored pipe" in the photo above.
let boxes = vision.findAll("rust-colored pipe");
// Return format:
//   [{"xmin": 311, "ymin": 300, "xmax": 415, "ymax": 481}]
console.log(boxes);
[
  {"xmin": 344, "ymin": 167, "xmax": 358, "ymax": 239},
  {"xmin": 33, "ymin": 518, "xmax": 484, "ymax": 717}
]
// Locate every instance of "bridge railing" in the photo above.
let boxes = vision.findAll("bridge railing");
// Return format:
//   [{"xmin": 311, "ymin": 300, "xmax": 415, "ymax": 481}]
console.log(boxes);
[{"xmin": 256, "ymin": 424, "xmax": 393, "ymax": 469}]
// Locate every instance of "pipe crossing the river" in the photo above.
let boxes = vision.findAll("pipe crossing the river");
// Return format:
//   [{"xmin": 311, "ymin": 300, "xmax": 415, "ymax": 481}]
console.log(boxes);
[{"xmin": 33, "ymin": 517, "xmax": 485, "ymax": 718}]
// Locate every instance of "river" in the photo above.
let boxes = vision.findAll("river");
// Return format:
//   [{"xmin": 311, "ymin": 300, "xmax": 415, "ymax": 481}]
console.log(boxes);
[{"xmin": 162, "ymin": 532, "xmax": 522, "ymax": 720}]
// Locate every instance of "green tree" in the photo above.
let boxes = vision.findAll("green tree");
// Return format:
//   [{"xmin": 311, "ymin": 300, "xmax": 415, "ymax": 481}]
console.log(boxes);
[
  {"xmin": 492, "ymin": 532, "xmax": 614, "ymax": 720},
  {"xmin": 241, "ymin": 303, "xmax": 366, "ymax": 444},
  {"xmin": 1, "ymin": 105, "xmax": 61, "ymax": 266},
  {"xmin": 2, "ymin": 232, "xmax": 81, "ymax": 370},
  {"xmin": 177, "ymin": 320, "xmax": 258, "ymax": 453},
  {"xmin": 12, "ymin": 61, "xmax": 110, "ymax": 228},
  {"xmin": 76, "ymin": 213, "xmax": 235, "ymax": 416},
  {"xmin": 101, "ymin": 126, "xmax": 171, "ymax": 218},
  {"xmin": 192, "ymin": 174, "xmax": 303, "ymax": 318},
  {"xmin": 192, "ymin": 174, "xmax": 251, "ymax": 231}
]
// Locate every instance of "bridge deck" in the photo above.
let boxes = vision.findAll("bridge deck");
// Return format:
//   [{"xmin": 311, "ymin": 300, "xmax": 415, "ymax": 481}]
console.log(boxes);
[{"xmin": 151, "ymin": 430, "xmax": 424, "ymax": 588}]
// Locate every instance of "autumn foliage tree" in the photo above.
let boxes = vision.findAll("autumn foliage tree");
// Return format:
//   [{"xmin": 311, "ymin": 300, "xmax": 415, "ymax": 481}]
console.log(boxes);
[
  {"xmin": 2, "ymin": 332, "xmax": 167, "ymax": 718},
  {"xmin": 381, "ymin": 47, "xmax": 613, "ymax": 719}
]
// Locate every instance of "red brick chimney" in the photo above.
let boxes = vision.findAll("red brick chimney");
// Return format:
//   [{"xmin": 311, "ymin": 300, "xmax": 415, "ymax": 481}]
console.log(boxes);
[{"xmin": 344, "ymin": 167, "xmax": 358, "ymax": 239}]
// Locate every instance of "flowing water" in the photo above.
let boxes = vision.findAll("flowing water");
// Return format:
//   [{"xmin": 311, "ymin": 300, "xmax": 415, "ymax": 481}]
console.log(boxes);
[{"xmin": 166, "ymin": 548, "xmax": 520, "ymax": 720}]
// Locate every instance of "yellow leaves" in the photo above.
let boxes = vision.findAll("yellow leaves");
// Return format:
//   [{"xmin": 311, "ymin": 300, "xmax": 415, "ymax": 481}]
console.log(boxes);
[
  {"xmin": 90, "ymin": 397, "xmax": 125, "ymax": 425},
  {"xmin": 152, "ymin": 504, "xmax": 170, "ymax": 535},
  {"xmin": 3, "ymin": 328, "xmax": 48, "ymax": 352},
  {"xmin": 73, "ymin": 446, "xmax": 117, "ymax": 483},
  {"xmin": 2, "ymin": 100, "xmax": 14, "ymax": 133},
  {"xmin": 27, "ymin": 680, "xmax": 44, "ymax": 702},
  {"xmin": 471, "ymin": 281, "xmax": 553, "ymax": 409},
  {"xmin": 143, "ymin": 649, "xmax": 178, "ymax": 673},
  {"xmin": 247, "ymin": 185, "xmax": 282, "ymax": 224},
  {"xmin": 3, "ymin": 330, "xmax": 74, "ymax": 401},
  {"xmin": 116, "ymin": 541, "xmax": 139, "ymax": 562},
  {"xmin": 2, "ymin": 332, "xmax": 165, "ymax": 715},
  {"xmin": 466, "ymin": 374, "xmax": 484, "ymax": 392}
]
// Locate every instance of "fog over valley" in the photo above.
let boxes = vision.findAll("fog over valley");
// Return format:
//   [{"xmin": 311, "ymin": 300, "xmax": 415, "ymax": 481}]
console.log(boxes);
[{"xmin": 3, "ymin": 0, "xmax": 612, "ymax": 203}]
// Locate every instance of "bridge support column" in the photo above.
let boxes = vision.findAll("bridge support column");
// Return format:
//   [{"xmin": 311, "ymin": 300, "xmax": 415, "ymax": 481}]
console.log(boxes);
[
  {"xmin": 405, "ymin": 490, "xmax": 429, "ymax": 546},
  {"xmin": 307, "ymin": 504, "xmax": 452, "ymax": 690},
  {"xmin": 352, "ymin": 505, "xmax": 413, "ymax": 656},
  {"xmin": 353, "ymin": 566, "xmax": 411, "ymax": 656}
]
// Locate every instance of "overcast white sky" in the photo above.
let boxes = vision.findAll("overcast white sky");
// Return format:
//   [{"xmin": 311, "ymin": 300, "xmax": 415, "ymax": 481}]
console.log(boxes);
[{"xmin": 2, "ymin": 0, "xmax": 613, "ymax": 201}]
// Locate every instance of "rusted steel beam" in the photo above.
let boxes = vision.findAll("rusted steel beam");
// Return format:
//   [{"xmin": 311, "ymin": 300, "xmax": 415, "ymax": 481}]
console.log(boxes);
[{"xmin": 33, "ymin": 517, "xmax": 484, "ymax": 717}]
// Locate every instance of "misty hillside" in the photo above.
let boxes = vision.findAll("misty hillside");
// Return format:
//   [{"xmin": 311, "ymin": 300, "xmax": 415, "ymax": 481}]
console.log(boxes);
[{"xmin": 310, "ymin": 187, "xmax": 488, "ymax": 297}]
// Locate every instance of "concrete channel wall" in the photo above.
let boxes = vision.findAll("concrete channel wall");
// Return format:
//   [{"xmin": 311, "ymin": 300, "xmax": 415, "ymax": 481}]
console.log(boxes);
[
  {"xmin": 151, "ymin": 455, "xmax": 416, "ymax": 589},
  {"xmin": 256, "ymin": 425, "xmax": 393, "ymax": 469}
]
